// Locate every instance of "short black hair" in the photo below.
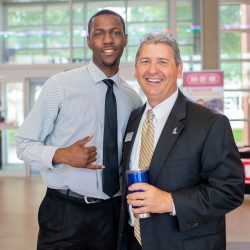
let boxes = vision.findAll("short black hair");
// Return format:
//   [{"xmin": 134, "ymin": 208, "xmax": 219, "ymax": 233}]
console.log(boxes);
[{"xmin": 87, "ymin": 9, "xmax": 126, "ymax": 36}]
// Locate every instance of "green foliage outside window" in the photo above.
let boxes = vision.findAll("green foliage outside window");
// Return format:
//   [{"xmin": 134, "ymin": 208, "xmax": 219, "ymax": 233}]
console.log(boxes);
[
  {"xmin": 6, "ymin": 27, "xmax": 44, "ymax": 49},
  {"xmin": 128, "ymin": 23, "xmax": 167, "ymax": 46},
  {"xmin": 220, "ymin": 33, "xmax": 241, "ymax": 59},
  {"xmin": 220, "ymin": 4, "xmax": 241, "ymax": 27},
  {"xmin": 2, "ymin": 0, "xmax": 200, "ymax": 65},
  {"xmin": 73, "ymin": 26, "xmax": 86, "ymax": 47},
  {"xmin": 177, "ymin": 22, "xmax": 194, "ymax": 45},
  {"xmin": 221, "ymin": 62, "xmax": 242, "ymax": 88},
  {"xmin": 15, "ymin": 50, "xmax": 43, "ymax": 56},
  {"xmin": 46, "ymin": 5, "xmax": 69, "ymax": 25},
  {"xmin": 128, "ymin": 5, "xmax": 167, "ymax": 22},
  {"xmin": 176, "ymin": 0, "xmax": 192, "ymax": 20},
  {"xmin": 73, "ymin": 4, "xmax": 84, "ymax": 23},
  {"xmin": 7, "ymin": 6, "xmax": 43, "ymax": 26},
  {"xmin": 46, "ymin": 26, "xmax": 70, "ymax": 48},
  {"xmin": 233, "ymin": 128, "xmax": 243, "ymax": 143}
]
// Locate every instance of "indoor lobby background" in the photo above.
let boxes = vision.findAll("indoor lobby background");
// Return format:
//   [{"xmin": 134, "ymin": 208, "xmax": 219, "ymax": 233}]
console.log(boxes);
[{"xmin": 0, "ymin": 0, "xmax": 249, "ymax": 250}]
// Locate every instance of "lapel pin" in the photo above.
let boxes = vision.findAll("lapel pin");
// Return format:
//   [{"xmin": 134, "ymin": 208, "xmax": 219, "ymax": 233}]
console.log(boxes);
[{"xmin": 172, "ymin": 127, "xmax": 178, "ymax": 135}]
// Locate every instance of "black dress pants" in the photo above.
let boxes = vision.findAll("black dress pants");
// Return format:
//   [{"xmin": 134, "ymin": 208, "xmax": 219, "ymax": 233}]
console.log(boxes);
[{"xmin": 37, "ymin": 189, "xmax": 121, "ymax": 250}]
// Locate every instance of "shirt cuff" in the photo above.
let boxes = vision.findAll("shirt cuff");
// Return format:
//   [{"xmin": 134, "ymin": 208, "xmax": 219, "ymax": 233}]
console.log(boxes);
[
  {"xmin": 41, "ymin": 146, "xmax": 58, "ymax": 169},
  {"xmin": 170, "ymin": 200, "xmax": 176, "ymax": 216}
]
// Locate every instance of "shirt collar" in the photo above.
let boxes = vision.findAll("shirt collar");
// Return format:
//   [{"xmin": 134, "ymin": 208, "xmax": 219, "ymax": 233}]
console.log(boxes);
[
  {"xmin": 87, "ymin": 60, "xmax": 120, "ymax": 87},
  {"xmin": 145, "ymin": 89, "xmax": 179, "ymax": 122}
]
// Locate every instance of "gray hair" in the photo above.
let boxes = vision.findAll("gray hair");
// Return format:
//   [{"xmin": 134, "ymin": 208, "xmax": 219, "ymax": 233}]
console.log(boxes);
[{"xmin": 135, "ymin": 32, "xmax": 182, "ymax": 66}]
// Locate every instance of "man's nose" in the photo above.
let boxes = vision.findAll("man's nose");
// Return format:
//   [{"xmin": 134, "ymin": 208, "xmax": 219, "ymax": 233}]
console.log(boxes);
[
  {"xmin": 148, "ymin": 62, "xmax": 157, "ymax": 74},
  {"xmin": 103, "ymin": 32, "xmax": 113, "ymax": 43}
]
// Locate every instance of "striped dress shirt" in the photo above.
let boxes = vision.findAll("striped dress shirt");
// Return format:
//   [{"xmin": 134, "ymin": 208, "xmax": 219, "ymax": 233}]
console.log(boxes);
[{"xmin": 16, "ymin": 61, "xmax": 142, "ymax": 199}]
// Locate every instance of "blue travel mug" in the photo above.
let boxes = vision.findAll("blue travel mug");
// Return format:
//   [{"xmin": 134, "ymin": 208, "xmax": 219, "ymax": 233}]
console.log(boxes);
[{"xmin": 126, "ymin": 169, "xmax": 150, "ymax": 218}]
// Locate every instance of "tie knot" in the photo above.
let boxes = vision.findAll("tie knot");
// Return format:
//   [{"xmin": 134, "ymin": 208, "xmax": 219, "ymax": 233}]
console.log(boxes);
[
  {"xmin": 103, "ymin": 79, "xmax": 114, "ymax": 88},
  {"xmin": 147, "ymin": 109, "xmax": 154, "ymax": 121}
]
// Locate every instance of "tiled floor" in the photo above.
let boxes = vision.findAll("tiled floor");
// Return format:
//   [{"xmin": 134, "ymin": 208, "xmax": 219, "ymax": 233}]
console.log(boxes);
[
  {"xmin": 0, "ymin": 176, "xmax": 45, "ymax": 250},
  {"xmin": 0, "ymin": 176, "xmax": 249, "ymax": 250},
  {"xmin": 226, "ymin": 193, "xmax": 250, "ymax": 250}
]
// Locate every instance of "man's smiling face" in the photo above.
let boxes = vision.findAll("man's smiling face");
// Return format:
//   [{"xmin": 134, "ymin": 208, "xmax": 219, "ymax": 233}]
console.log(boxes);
[
  {"xmin": 87, "ymin": 14, "xmax": 127, "ymax": 76},
  {"xmin": 135, "ymin": 43, "xmax": 183, "ymax": 107}
]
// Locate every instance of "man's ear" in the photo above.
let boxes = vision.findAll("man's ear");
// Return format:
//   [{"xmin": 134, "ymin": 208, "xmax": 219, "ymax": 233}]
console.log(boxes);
[
  {"xmin": 177, "ymin": 63, "xmax": 183, "ymax": 79},
  {"xmin": 124, "ymin": 34, "xmax": 128, "ymax": 47},
  {"xmin": 87, "ymin": 36, "xmax": 92, "ymax": 49}
]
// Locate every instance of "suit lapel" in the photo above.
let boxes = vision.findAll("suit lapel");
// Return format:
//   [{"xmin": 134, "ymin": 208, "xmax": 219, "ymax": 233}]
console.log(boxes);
[
  {"xmin": 149, "ymin": 91, "xmax": 187, "ymax": 185},
  {"xmin": 122, "ymin": 105, "xmax": 146, "ymax": 172}
]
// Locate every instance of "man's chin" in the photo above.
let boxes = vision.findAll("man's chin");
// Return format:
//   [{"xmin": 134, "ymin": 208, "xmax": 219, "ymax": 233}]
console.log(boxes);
[{"xmin": 102, "ymin": 59, "xmax": 119, "ymax": 68}]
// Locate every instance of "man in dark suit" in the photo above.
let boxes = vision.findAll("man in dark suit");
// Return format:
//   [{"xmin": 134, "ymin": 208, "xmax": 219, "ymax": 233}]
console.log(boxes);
[{"xmin": 117, "ymin": 32, "xmax": 245, "ymax": 250}]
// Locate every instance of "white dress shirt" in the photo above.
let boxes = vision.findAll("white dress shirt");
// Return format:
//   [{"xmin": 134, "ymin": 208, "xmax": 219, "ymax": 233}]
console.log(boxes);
[
  {"xmin": 16, "ymin": 61, "xmax": 142, "ymax": 199},
  {"xmin": 129, "ymin": 89, "xmax": 178, "ymax": 224}
]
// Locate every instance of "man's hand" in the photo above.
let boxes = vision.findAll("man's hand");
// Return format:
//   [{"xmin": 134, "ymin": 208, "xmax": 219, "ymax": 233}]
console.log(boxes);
[
  {"xmin": 127, "ymin": 183, "xmax": 173, "ymax": 214},
  {"xmin": 53, "ymin": 135, "xmax": 102, "ymax": 169}
]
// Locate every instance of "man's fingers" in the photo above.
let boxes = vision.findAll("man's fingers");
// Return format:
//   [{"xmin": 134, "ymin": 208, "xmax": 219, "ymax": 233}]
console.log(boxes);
[
  {"xmin": 131, "ymin": 199, "xmax": 146, "ymax": 208},
  {"xmin": 132, "ymin": 206, "xmax": 148, "ymax": 214},
  {"xmin": 87, "ymin": 146, "xmax": 97, "ymax": 153},
  {"xmin": 77, "ymin": 134, "xmax": 94, "ymax": 146},
  {"xmin": 86, "ymin": 163, "xmax": 104, "ymax": 169},
  {"xmin": 86, "ymin": 149, "xmax": 97, "ymax": 157},
  {"xmin": 128, "ymin": 183, "xmax": 150, "ymax": 192},
  {"xmin": 127, "ymin": 191, "xmax": 147, "ymax": 201}
]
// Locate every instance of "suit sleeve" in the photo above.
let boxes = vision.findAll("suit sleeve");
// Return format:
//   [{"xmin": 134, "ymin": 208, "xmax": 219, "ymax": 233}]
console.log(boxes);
[{"xmin": 172, "ymin": 114, "xmax": 245, "ymax": 232}]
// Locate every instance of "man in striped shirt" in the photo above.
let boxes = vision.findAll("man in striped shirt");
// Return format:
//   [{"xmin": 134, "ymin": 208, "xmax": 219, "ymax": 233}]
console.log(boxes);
[{"xmin": 16, "ymin": 9, "xmax": 141, "ymax": 250}]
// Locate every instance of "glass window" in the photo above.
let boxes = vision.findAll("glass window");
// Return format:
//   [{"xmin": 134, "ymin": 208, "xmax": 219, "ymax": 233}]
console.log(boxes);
[
  {"xmin": 127, "ymin": 0, "xmax": 167, "ymax": 22},
  {"xmin": 6, "ymin": 82, "xmax": 24, "ymax": 125},
  {"xmin": 46, "ymin": 4, "xmax": 69, "ymax": 25},
  {"xmin": 176, "ymin": 0, "xmax": 201, "ymax": 71},
  {"xmin": 220, "ymin": 1, "xmax": 250, "ymax": 145},
  {"xmin": 221, "ymin": 62, "xmax": 244, "ymax": 88},
  {"xmin": 86, "ymin": 1, "xmax": 125, "ymax": 21},
  {"xmin": 73, "ymin": 3, "xmax": 85, "ymax": 24},
  {"xmin": 1, "ymin": 0, "xmax": 202, "ymax": 65},
  {"xmin": 176, "ymin": 0, "xmax": 192, "ymax": 20},
  {"xmin": 5, "ymin": 27, "xmax": 44, "ymax": 49},
  {"xmin": 220, "ymin": 33, "xmax": 241, "ymax": 59},
  {"xmin": 220, "ymin": 3, "xmax": 241, "ymax": 27},
  {"xmin": 127, "ymin": 23, "xmax": 167, "ymax": 46},
  {"xmin": 126, "ymin": 47, "xmax": 138, "ymax": 62},
  {"xmin": 7, "ymin": 5, "xmax": 43, "ymax": 26},
  {"xmin": 46, "ymin": 26, "xmax": 69, "ymax": 48},
  {"xmin": 1, "ymin": 82, "xmax": 24, "ymax": 167},
  {"xmin": 177, "ymin": 22, "xmax": 196, "ymax": 46},
  {"xmin": 46, "ymin": 49, "xmax": 70, "ymax": 63},
  {"xmin": 73, "ymin": 25, "xmax": 85, "ymax": 47},
  {"xmin": 73, "ymin": 48, "xmax": 84, "ymax": 62}
]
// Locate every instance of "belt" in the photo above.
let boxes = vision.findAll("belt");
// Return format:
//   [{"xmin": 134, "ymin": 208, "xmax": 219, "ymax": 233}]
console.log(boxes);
[{"xmin": 47, "ymin": 188, "xmax": 103, "ymax": 205}]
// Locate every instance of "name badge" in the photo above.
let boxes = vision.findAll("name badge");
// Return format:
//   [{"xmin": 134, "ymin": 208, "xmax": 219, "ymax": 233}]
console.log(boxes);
[{"xmin": 124, "ymin": 132, "xmax": 134, "ymax": 142}]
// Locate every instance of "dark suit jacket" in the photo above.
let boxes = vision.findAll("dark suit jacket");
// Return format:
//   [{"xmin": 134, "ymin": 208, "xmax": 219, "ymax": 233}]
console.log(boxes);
[{"xmin": 117, "ymin": 91, "xmax": 244, "ymax": 250}]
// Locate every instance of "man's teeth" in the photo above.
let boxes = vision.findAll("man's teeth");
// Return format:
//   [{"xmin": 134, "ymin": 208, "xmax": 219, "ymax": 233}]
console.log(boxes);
[
  {"xmin": 104, "ymin": 49, "xmax": 114, "ymax": 53},
  {"xmin": 147, "ymin": 78, "xmax": 161, "ymax": 83}
]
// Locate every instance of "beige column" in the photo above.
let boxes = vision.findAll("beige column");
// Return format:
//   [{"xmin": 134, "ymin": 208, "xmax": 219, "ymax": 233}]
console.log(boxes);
[{"xmin": 201, "ymin": 0, "xmax": 219, "ymax": 70}]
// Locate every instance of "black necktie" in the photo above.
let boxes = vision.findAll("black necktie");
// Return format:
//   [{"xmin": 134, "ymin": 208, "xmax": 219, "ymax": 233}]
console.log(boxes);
[{"xmin": 102, "ymin": 79, "xmax": 119, "ymax": 197}]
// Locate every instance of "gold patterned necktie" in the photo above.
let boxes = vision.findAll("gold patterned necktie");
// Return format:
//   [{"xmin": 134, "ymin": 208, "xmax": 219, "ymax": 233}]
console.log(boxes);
[{"xmin": 134, "ymin": 109, "xmax": 155, "ymax": 245}]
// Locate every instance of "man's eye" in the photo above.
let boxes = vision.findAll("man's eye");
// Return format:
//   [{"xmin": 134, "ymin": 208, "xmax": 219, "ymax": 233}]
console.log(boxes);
[
  {"xmin": 111, "ymin": 31, "xmax": 121, "ymax": 36},
  {"xmin": 141, "ymin": 60, "xmax": 149, "ymax": 64},
  {"xmin": 94, "ymin": 32, "xmax": 103, "ymax": 38},
  {"xmin": 159, "ymin": 60, "xmax": 168, "ymax": 64}
]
